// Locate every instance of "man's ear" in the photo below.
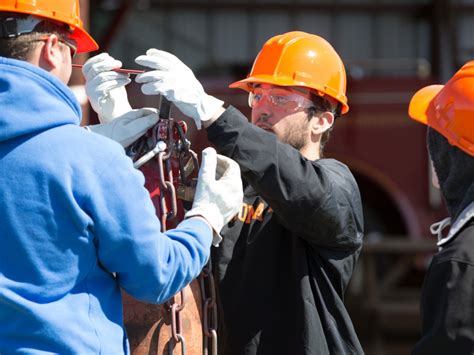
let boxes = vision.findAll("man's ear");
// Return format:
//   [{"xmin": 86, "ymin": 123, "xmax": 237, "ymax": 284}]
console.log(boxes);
[
  {"xmin": 38, "ymin": 34, "xmax": 61, "ymax": 70},
  {"xmin": 311, "ymin": 111, "xmax": 334, "ymax": 135}
]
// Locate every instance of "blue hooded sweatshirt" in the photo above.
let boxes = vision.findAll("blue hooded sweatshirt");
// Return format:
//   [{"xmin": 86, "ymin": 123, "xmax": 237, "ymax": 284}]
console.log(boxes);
[{"xmin": 0, "ymin": 57, "xmax": 212, "ymax": 354}]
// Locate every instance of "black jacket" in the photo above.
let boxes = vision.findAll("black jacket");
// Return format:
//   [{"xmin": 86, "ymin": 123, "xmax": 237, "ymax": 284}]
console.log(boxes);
[
  {"xmin": 415, "ymin": 128, "xmax": 474, "ymax": 354},
  {"xmin": 207, "ymin": 107, "xmax": 364, "ymax": 355},
  {"xmin": 413, "ymin": 216, "xmax": 474, "ymax": 355}
]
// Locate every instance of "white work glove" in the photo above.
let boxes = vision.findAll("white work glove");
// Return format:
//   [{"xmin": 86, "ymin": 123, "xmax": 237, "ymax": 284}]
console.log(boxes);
[
  {"xmin": 185, "ymin": 147, "xmax": 243, "ymax": 246},
  {"xmin": 86, "ymin": 108, "xmax": 159, "ymax": 148},
  {"xmin": 83, "ymin": 53, "xmax": 133, "ymax": 123},
  {"xmin": 134, "ymin": 49, "xmax": 224, "ymax": 129}
]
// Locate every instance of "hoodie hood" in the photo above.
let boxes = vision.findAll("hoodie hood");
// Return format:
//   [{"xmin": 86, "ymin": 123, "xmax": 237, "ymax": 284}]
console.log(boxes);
[
  {"xmin": 428, "ymin": 127, "xmax": 474, "ymax": 221},
  {"xmin": 0, "ymin": 57, "xmax": 81, "ymax": 142}
]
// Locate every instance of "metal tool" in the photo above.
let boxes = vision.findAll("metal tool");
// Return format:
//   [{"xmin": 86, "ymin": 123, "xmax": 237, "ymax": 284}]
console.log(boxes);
[{"xmin": 71, "ymin": 63, "xmax": 145, "ymax": 75}]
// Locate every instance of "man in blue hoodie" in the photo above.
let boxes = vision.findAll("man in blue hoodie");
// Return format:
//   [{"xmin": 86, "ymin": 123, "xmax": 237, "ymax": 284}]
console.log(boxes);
[{"xmin": 0, "ymin": 1, "xmax": 243, "ymax": 354}]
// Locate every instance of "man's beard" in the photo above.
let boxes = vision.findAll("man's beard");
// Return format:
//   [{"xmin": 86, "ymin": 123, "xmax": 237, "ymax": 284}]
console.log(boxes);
[{"xmin": 279, "ymin": 119, "xmax": 310, "ymax": 151}]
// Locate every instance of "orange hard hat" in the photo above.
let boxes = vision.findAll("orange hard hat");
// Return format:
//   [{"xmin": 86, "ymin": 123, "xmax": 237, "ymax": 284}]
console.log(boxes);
[
  {"xmin": 408, "ymin": 60, "xmax": 474, "ymax": 156},
  {"xmin": 229, "ymin": 31, "xmax": 349, "ymax": 114},
  {"xmin": 0, "ymin": 0, "xmax": 98, "ymax": 53}
]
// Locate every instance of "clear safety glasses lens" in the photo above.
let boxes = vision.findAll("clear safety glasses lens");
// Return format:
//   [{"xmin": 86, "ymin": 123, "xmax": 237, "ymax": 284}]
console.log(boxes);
[
  {"xmin": 248, "ymin": 89, "xmax": 315, "ymax": 111},
  {"xmin": 58, "ymin": 37, "xmax": 77, "ymax": 58}
]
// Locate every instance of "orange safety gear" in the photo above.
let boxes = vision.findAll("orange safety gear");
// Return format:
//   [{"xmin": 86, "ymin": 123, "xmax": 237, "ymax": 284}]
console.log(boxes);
[
  {"xmin": 229, "ymin": 31, "xmax": 349, "ymax": 114},
  {"xmin": 0, "ymin": 0, "xmax": 98, "ymax": 53},
  {"xmin": 409, "ymin": 60, "xmax": 474, "ymax": 156}
]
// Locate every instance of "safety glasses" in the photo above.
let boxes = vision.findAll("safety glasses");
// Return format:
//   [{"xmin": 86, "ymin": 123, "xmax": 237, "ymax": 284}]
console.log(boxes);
[
  {"xmin": 58, "ymin": 36, "xmax": 77, "ymax": 58},
  {"xmin": 248, "ymin": 87, "xmax": 315, "ymax": 111},
  {"xmin": 31, "ymin": 35, "xmax": 77, "ymax": 58}
]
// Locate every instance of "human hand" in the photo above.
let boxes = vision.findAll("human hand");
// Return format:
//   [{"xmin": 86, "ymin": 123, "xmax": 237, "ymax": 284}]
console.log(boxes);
[
  {"xmin": 86, "ymin": 108, "xmax": 159, "ymax": 148},
  {"xmin": 83, "ymin": 53, "xmax": 132, "ymax": 123},
  {"xmin": 134, "ymin": 49, "xmax": 224, "ymax": 129},
  {"xmin": 185, "ymin": 147, "xmax": 243, "ymax": 245}
]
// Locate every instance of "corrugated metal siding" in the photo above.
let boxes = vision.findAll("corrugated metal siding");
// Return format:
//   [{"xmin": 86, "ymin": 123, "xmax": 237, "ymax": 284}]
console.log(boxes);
[{"xmin": 98, "ymin": 0, "xmax": 472, "ymax": 78}]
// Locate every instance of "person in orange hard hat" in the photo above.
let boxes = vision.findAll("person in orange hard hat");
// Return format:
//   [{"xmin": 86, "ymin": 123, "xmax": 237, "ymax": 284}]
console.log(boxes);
[
  {"xmin": 87, "ymin": 30, "xmax": 364, "ymax": 354},
  {"xmin": 0, "ymin": 0, "xmax": 161, "ymax": 147},
  {"xmin": 0, "ymin": 1, "xmax": 243, "ymax": 353},
  {"xmin": 409, "ymin": 61, "xmax": 474, "ymax": 355}
]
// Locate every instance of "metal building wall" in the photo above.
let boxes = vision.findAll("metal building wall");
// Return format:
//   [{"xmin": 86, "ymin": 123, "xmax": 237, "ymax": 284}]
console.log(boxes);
[{"xmin": 92, "ymin": 0, "xmax": 474, "ymax": 80}]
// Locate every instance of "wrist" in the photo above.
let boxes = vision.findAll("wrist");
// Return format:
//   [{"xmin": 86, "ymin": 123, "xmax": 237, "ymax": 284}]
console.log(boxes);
[
  {"xmin": 185, "ymin": 215, "xmax": 212, "ymax": 232},
  {"xmin": 202, "ymin": 105, "xmax": 225, "ymax": 128},
  {"xmin": 184, "ymin": 208, "xmax": 223, "ymax": 246},
  {"xmin": 199, "ymin": 95, "xmax": 224, "ymax": 122}
]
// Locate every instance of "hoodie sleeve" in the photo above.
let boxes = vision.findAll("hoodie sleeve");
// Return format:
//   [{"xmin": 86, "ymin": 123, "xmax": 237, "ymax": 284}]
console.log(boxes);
[{"xmin": 83, "ymin": 148, "xmax": 212, "ymax": 304}]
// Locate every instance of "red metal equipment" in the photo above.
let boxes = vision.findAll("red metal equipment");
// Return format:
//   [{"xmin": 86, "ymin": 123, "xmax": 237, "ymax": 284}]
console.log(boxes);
[{"xmin": 122, "ymin": 98, "xmax": 217, "ymax": 355}]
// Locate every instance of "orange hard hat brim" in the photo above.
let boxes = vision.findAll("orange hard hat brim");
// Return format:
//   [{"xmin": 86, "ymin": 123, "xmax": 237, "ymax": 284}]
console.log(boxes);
[
  {"xmin": 71, "ymin": 27, "xmax": 99, "ymax": 54},
  {"xmin": 408, "ymin": 85, "xmax": 443, "ymax": 125}
]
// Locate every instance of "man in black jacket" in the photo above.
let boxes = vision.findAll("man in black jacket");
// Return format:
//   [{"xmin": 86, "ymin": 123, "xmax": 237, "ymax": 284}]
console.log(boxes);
[
  {"xmin": 409, "ymin": 61, "xmax": 474, "ymax": 354},
  {"xmin": 87, "ymin": 31, "xmax": 365, "ymax": 354}
]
